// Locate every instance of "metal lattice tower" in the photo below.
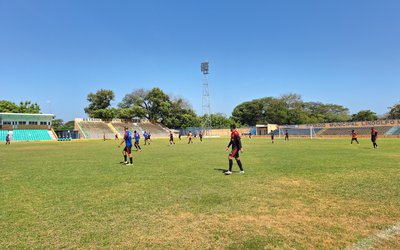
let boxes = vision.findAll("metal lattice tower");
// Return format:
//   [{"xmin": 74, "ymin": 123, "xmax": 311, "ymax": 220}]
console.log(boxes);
[{"xmin": 201, "ymin": 62, "xmax": 212, "ymax": 133}]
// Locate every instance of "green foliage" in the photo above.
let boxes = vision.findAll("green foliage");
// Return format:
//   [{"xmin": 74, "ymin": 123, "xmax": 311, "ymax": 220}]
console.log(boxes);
[
  {"xmin": 351, "ymin": 110, "xmax": 378, "ymax": 121},
  {"xmin": 84, "ymin": 89, "xmax": 115, "ymax": 118},
  {"xmin": 0, "ymin": 100, "xmax": 41, "ymax": 113},
  {"xmin": 387, "ymin": 102, "xmax": 400, "ymax": 119},
  {"xmin": 202, "ymin": 113, "xmax": 232, "ymax": 128},
  {"xmin": 52, "ymin": 119, "xmax": 74, "ymax": 130},
  {"xmin": 0, "ymin": 100, "xmax": 19, "ymax": 113},
  {"xmin": 232, "ymin": 94, "xmax": 350, "ymax": 125}
]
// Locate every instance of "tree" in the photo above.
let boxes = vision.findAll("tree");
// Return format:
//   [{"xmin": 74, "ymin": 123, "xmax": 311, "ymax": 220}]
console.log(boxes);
[
  {"xmin": 84, "ymin": 89, "xmax": 115, "ymax": 118},
  {"xmin": 18, "ymin": 101, "xmax": 41, "ymax": 113},
  {"xmin": 387, "ymin": 103, "xmax": 400, "ymax": 119},
  {"xmin": 351, "ymin": 110, "xmax": 378, "ymax": 121},
  {"xmin": 0, "ymin": 100, "xmax": 19, "ymax": 113},
  {"xmin": 52, "ymin": 119, "xmax": 64, "ymax": 130},
  {"xmin": 231, "ymin": 100, "xmax": 264, "ymax": 126}
]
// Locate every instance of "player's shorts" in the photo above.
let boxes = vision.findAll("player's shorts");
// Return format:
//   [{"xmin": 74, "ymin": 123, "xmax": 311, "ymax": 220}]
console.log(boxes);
[
  {"xmin": 170, "ymin": 138, "xmax": 174, "ymax": 141},
  {"xmin": 135, "ymin": 141, "xmax": 140, "ymax": 145},
  {"xmin": 271, "ymin": 135, "xmax": 274, "ymax": 139},
  {"xmin": 371, "ymin": 137, "xmax": 377, "ymax": 142},
  {"xmin": 124, "ymin": 146, "xmax": 132, "ymax": 154},
  {"xmin": 229, "ymin": 148, "xmax": 240, "ymax": 158}
]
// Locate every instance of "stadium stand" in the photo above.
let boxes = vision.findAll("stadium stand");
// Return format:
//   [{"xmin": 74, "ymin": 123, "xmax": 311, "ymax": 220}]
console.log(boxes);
[
  {"xmin": 319, "ymin": 126, "xmax": 393, "ymax": 136},
  {"xmin": 385, "ymin": 126, "xmax": 400, "ymax": 135},
  {"xmin": 0, "ymin": 130, "xmax": 8, "ymax": 141},
  {"xmin": 111, "ymin": 122, "xmax": 143, "ymax": 137},
  {"xmin": 137, "ymin": 122, "xmax": 169, "ymax": 137},
  {"xmin": 277, "ymin": 128, "xmax": 324, "ymax": 136},
  {"xmin": 78, "ymin": 121, "xmax": 115, "ymax": 139}
]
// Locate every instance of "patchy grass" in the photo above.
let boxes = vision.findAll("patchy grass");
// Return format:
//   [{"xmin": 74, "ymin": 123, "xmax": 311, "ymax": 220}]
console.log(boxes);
[{"xmin": 0, "ymin": 137, "xmax": 399, "ymax": 249}]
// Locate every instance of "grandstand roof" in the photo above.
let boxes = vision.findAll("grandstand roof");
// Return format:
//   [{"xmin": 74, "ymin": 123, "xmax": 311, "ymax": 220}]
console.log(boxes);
[{"xmin": 0, "ymin": 113, "xmax": 54, "ymax": 117}]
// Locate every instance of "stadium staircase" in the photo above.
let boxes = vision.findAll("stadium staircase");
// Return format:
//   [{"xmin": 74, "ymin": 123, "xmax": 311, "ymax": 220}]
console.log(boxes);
[{"xmin": 107, "ymin": 123, "xmax": 121, "ymax": 138}]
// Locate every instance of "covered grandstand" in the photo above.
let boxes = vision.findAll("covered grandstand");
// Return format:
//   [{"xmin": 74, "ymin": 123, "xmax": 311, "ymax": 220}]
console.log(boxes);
[{"xmin": 0, "ymin": 113, "xmax": 56, "ymax": 141}]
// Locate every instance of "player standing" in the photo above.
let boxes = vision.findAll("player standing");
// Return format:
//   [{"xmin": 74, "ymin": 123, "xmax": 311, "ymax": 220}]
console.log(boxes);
[
  {"xmin": 284, "ymin": 130, "xmax": 289, "ymax": 141},
  {"xmin": 225, "ymin": 125, "xmax": 244, "ymax": 175},
  {"xmin": 187, "ymin": 131, "xmax": 193, "ymax": 144},
  {"xmin": 371, "ymin": 127, "xmax": 378, "ymax": 148},
  {"xmin": 118, "ymin": 127, "xmax": 133, "ymax": 165},
  {"xmin": 351, "ymin": 130, "xmax": 359, "ymax": 144},
  {"xmin": 133, "ymin": 130, "xmax": 142, "ymax": 151},
  {"xmin": 270, "ymin": 130, "xmax": 275, "ymax": 144},
  {"xmin": 199, "ymin": 131, "xmax": 203, "ymax": 143},
  {"xmin": 5, "ymin": 133, "xmax": 10, "ymax": 145}
]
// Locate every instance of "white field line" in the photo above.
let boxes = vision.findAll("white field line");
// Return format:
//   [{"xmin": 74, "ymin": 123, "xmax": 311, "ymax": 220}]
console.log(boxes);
[{"xmin": 345, "ymin": 223, "xmax": 400, "ymax": 250}]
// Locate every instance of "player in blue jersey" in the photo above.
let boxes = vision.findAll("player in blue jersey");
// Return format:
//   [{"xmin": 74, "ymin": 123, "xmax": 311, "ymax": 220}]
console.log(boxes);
[
  {"xmin": 118, "ymin": 127, "xmax": 133, "ymax": 165},
  {"xmin": 133, "ymin": 130, "xmax": 142, "ymax": 151}
]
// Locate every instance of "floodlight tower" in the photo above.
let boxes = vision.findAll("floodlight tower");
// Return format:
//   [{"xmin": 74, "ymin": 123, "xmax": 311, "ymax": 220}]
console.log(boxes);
[{"xmin": 201, "ymin": 62, "xmax": 212, "ymax": 134}]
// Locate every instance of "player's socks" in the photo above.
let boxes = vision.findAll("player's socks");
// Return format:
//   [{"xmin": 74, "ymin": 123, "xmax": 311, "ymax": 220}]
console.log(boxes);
[
  {"xmin": 229, "ymin": 159, "xmax": 233, "ymax": 172},
  {"xmin": 124, "ymin": 155, "xmax": 127, "ymax": 162},
  {"xmin": 130, "ymin": 157, "xmax": 133, "ymax": 164},
  {"xmin": 237, "ymin": 160, "xmax": 243, "ymax": 171}
]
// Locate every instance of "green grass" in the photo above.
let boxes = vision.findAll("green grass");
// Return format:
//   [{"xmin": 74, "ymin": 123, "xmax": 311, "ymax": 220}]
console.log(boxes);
[{"xmin": 1, "ymin": 137, "xmax": 399, "ymax": 249}]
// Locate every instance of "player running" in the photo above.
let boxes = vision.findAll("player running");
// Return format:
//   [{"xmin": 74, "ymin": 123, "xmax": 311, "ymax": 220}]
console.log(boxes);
[
  {"xmin": 169, "ymin": 131, "xmax": 175, "ymax": 145},
  {"xmin": 371, "ymin": 127, "xmax": 378, "ymax": 149},
  {"xmin": 118, "ymin": 127, "xmax": 133, "ymax": 165},
  {"xmin": 224, "ymin": 124, "xmax": 244, "ymax": 175},
  {"xmin": 133, "ymin": 130, "xmax": 142, "ymax": 151},
  {"xmin": 5, "ymin": 133, "xmax": 10, "ymax": 145},
  {"xmin": 199, "ymin": 131, "xmax": 203, "ymax": 143},
  {"xmin": 351, "ymin": 130, "xmax": 359, "ymax": 144}
]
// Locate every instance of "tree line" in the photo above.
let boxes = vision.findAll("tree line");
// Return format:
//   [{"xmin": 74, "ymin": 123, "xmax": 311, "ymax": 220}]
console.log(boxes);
[
  {"xmin": 1, "ymin": 91, "xmax": 399, "ymax": 129},
  {"xmin": 84, "ymin": 89, "xmax": 400, "ymax": 128}
]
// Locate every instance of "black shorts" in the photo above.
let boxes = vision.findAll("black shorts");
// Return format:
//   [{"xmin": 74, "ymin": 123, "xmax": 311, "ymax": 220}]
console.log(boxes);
[
  {"xmin": 124, "ymin": 146, "xmax": 132, "ymax": 154},
  {"xmin": 170, "ymin": 138, "xmax": 174, "ymax": 141},
  {"xmin": 271, "ymin": 135, "xmax": 274, "ymax": 140},
  {"xmin": 229, "ymin": 148, "xmax": 240, "ymax": 158},
  {"xmin": 371, "ymin": 137, "xmax": 377, "ymax": 142}
]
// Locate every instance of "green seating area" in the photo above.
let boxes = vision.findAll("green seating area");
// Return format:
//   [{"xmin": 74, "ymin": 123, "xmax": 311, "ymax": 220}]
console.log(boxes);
[{"xmin": 0, "ymin": 129, "xmax": 52, "ymax": 141}]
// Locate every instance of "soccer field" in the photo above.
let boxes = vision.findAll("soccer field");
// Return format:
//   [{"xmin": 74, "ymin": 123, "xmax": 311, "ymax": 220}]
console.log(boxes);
[{"xmin": 1, "ymin": 137, "xmax": 400, "ymax": 249}]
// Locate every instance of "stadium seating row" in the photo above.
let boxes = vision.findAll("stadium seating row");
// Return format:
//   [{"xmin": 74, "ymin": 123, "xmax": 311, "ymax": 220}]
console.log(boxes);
[{"xmin": 0, "ymin": 129, "xmax": 52, "ymax": 141}]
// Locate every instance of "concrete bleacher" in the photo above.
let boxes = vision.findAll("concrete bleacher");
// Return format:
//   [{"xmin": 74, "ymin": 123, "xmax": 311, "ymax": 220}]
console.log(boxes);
[
  {"xmin": 138, "ymin": 122, "xmax": 169, "ymax": 137},
  {"xmin": 78, "ymin": 121, "xmax": 115, "ymax": 139},
  {"xmin": 385, "ymin": 126, "xmax": 400, "ymax": 135},
  {"xmin": 278, "ymin": 128, "xmax": 324, "ymax": 136},
  {"xmin": 111, "ymin": 122, "xmax": 143, "ymax": 137}
]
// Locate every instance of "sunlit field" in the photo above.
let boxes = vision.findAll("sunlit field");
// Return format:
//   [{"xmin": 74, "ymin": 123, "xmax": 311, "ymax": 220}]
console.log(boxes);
[{"xmin": 1, "ymin": 137, "xmax": 399, "ymax": 249}]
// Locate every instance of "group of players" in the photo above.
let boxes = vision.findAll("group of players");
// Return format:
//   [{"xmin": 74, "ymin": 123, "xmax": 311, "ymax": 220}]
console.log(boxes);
[{"xmin": 117, "ymin": 125, "xmax": 380, "ymax": 173}]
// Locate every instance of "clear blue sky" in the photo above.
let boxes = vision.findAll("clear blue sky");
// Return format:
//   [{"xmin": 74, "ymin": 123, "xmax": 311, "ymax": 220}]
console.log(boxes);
[{"xmin": 1, "ymin": 0, "xmax": 399, "ymax": 121}]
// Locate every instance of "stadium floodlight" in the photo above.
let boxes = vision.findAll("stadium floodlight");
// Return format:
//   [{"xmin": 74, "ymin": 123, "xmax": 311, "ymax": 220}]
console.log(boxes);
[
  {"xmin": 201, "ymin": 62, "xmax": 209, "ymax": 75},
  {"xmin": 201, "ymin": 62, "xmax": 211, "ymax": 133}
]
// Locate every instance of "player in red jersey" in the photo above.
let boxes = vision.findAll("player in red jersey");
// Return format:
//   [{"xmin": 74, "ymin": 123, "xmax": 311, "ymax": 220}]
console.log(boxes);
[
  {"xmin": 371, "ymin": 127, "xmax": 378, "ymax": 148},
  {"xmin": 224, "ymin": 124, "xmax": 244, "ymax": 175}
]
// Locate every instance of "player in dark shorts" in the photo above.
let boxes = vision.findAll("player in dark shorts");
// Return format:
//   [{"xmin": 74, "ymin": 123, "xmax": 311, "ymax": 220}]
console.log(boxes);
[
  {"xmin": 133, "ymin": 130, "xmax": 142, "ymax": 151},
  {"xmin": 284, "ymin": 130, "xmax": 289, "ymax": 141},
  {"xmin": 5, "ymin": 134, "xmax": 10, "ymax": 145},
  {"xmin": 351, "ymin": 130, "xmax": 359, "ymax": 144},
  {"xmin": 187, "ymin": 131, "xmax": 193, "ymax": 144},
  {"xmin": 118, "ymin": 127, "xmax": 133, "ymax": 165},
  {"xmin": 224, "ymin": 124, "xmax": 244, "ymax": 175},
  {"xmin": 371, "ymin": 127, "xmax": 378, "ymax": 148},
  {"xmin": 169, "ymin": 131, "xmax": 175, "ymax": 145},
  {"xmin": 270, "ymin": 130, "xmax": 275, "ymax": 143},
  {"xmin": 178, "ymin": 132, "xmax": 182, "ymax": 140},
  {"xmin": 199, "ymin": 131, "xmax": 203, "ymax": 143}
]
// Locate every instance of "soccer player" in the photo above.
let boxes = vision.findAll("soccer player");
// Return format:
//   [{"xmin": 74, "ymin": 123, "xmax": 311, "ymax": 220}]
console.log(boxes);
[
  {"xmin": 225, "ymin": 124, "xmax": 244, "ymax": 175},
  {"xmin": 351, "ymin": 130, "xmax": 359, "ymax": 144},
  {"xmin": 285, "ymin": 130, "xmax": 289, "ymax": 141},
  {"xmin": 178, "ymin": 131, "xmax": 182, "ymax": 140},
  {"xmin": 371, "ymin": 127, "xmax": 378, "ymax": 149},
  {"xmin": 199, "ymin": 131, "xmax": 203, "ymax": 143},
  {"xmin": 118, "ymin": 127, "xmax": 133, "ymax": 165},
  {"xmin": 115, "ymin": 133, "xmax": 119, "ymax": 140},
  {"xmin": 5, "ymin": 133, "xmax": 10, "ymax": 145},
  {"xmin": 133, "ymin": 130, "xmax": 142, "ymax": 151},
  {"xmin": 169, "ymin": 131, "xmax": 175, "ymax": 145},
  {"xmin": 143, "ymin": 131, "xmax": 150, "ymax": 145},
  {"xmin": 187, "ymin": 131, "xmax": 193, "ymax": 144},
  {"xmin": 270, "ymin": 130, "xmax": 275, "ymax": 144}
]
